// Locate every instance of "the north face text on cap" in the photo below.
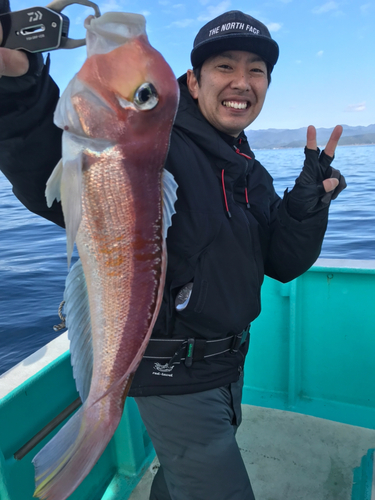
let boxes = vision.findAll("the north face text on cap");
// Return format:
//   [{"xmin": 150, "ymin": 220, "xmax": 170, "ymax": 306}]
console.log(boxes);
[{"xmin": 208, "ymin": 23, "xmax": 260, "ymax": 37}]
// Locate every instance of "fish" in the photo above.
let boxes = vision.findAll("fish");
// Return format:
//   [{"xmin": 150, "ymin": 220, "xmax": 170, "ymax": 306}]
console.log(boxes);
[{"xmin": 33, "ymin": 11, "xmax": 179, "ymax": 500}]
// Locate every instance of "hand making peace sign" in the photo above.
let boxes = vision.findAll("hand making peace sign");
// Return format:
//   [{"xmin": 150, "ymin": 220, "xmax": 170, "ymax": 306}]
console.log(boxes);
[{"xmin": 287, "ymin": 125, "xmax": 347, "ymax": 221}]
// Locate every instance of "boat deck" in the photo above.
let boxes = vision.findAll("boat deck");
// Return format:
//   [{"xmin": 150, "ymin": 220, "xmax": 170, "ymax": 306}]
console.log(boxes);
[{"xmin": 130, "ymin": 404, "xmax": 375, "ymax": 500}]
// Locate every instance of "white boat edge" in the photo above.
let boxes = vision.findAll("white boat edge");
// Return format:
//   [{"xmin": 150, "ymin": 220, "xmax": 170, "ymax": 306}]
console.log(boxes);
[
  {"xmin": 0, "ymin": 331, "xmax": 70, "ymax": 400},
  {"xmin": 315, "ymin": 258, "xmax": 375, "ymax": 270}
]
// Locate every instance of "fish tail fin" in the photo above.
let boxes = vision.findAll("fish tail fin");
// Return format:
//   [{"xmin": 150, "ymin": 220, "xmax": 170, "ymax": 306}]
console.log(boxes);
[{"xmin": 32, "ymin": 381, "xmax": 130, "ymax": 500}]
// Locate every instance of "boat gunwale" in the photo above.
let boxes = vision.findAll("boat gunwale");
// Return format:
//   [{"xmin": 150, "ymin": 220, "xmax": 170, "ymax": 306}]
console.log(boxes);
[{"xmin": 1, "ymin": 258, "xmax": 375, "ymax": 401}]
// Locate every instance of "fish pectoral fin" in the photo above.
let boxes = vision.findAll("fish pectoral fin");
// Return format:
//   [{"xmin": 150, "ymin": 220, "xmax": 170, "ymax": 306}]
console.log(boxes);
[
  {"xmin": 60, "ymin": 154, "xmax": 84, "ymax": 267},
  {"xmin": 162, "ymin": 168, "xmax": 178, "ymax": 239},
  {"xmin": 65, "ymin": 259, "xmax": 93, "ymax": 403},
  {"xmin": 45, "ymin": 159, "xmax": 63, "ymax": 208}
]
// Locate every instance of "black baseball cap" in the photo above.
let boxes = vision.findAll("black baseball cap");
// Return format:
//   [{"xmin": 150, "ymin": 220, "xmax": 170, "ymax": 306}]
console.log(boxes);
[{"xmin": 191, "ymin": 10, "xmax": 279, "ymax": 71}]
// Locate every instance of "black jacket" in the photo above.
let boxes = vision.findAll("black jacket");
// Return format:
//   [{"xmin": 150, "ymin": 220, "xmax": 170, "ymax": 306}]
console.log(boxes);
[{"xmin": 0, "ymin": 66, "xmax": 328, "ymax": 396}]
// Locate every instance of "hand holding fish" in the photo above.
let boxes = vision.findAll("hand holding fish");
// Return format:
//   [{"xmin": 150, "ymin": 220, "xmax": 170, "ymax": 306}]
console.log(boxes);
[
  {"xmin": 286, "ymin": 124, "xmax": 347, "ymax": 221},
  {"xmin": 0, "ymin": 22, "xmax": 29, "ymax": 77}
]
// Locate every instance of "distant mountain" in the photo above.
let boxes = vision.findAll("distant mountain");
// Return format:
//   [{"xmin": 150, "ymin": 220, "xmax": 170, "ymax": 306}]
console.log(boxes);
[{"xmin": 245, "ymin": 125, "xmax": 375, "ymax": 149}]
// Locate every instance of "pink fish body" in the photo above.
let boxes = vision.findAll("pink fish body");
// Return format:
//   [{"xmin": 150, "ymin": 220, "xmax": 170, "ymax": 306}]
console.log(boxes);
[{"xmin": 35, "ymin": 12, "xmax": 179, "ymax": 500}]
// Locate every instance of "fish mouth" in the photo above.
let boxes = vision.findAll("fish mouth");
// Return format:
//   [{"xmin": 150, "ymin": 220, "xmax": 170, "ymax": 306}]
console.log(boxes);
[{"xmin": 222, "ymin": 100, "xmax": 250, "ymax": 110}]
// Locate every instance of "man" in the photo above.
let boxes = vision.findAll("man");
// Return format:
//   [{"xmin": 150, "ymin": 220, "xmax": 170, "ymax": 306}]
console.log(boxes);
[{"xmin": 0, "ymin": 6, "xmax": 345, "ymax": 500}]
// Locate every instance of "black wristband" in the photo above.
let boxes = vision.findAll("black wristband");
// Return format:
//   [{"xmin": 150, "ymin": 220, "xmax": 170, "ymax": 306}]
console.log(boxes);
[{"xmin": 0, "ymin": 0, "xmax": 10, "ymax": 14}]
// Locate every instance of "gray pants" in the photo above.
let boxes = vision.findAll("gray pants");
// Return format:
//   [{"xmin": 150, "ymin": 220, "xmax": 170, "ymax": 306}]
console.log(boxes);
[{"xmin": 135, "ymin": 373, "xmax": 255, "ymax": 500}]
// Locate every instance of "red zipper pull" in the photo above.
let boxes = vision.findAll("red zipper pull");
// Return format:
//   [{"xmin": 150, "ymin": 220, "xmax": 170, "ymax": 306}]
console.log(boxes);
[
  {"xmin": 245, "ymin": 187, "xmax": 250, "ymax": 209},
  {"xmin": 234, "ymin": 147, "xmax": 252, "ymax": 160},
  {"xmin": 221, "ymin": 170, "xmax": 231, "ymax": 218}
]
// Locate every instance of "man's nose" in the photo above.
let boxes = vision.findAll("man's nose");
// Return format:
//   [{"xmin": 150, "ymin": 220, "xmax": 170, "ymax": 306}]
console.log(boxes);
[{"xmin": 231, "ymin": 71, "xmax": 250, "ymax": 91}]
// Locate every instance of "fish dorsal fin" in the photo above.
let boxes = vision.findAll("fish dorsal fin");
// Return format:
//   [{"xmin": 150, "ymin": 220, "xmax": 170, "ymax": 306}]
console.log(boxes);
[
  {"xmin": 64, "ymin": 259, "xmax": 93, "ymax": 403},
  {"xmin": 162, "ymin": 168, "xmax": 178, "ymax": 239}
]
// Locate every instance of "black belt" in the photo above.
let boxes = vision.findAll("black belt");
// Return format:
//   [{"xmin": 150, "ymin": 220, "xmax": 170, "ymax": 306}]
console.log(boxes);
[{"xmin": 143, "ymin": 329, "xmax": 248, "ymax": 368}]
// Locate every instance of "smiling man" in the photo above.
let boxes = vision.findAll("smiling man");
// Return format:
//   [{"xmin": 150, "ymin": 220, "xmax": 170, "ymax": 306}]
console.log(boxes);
[
  {"xmin": 133, "ymin": 10, "xmax": 346, "ymax": 500},
  {"xmin": 186, "ymin": 9, "xmax": 277, "ymax": 139},
  {"xmin": 0, "ymin": 7, "xmax": 346, "ymax": 500},
  {"xmin": 187, "ymin": 50, "xmax": 269, "ymax": 136}
]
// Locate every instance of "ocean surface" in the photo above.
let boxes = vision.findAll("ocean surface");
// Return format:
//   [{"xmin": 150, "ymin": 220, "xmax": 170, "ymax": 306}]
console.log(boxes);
[{"xmin": 1, "ymin": 145, "xmax": 374, "ymax": 375}]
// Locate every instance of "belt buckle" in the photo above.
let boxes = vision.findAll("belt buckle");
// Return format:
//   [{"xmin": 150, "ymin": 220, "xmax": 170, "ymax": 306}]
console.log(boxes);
[
  {"xmin": 184, "ymin": 338, "xmax": 195, "ymax": 367},
  {"xmin": 167, "ymin": 340, "xmax": 187, "ymax": 367},
  {"xmin": 230, "ymin": 331, "xmax": 246, "ymax": 353}
]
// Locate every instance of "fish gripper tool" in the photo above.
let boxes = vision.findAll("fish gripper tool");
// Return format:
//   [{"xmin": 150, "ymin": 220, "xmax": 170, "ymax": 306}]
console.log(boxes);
[{"xmin": 0, "ymin": 0, "xmax": 101, "ymax": 53}]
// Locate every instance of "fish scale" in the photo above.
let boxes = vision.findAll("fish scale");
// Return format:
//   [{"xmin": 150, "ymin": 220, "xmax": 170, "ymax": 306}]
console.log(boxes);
[{"xmin": 77, "ymin": 154, "xmax": 162, "ymax": 385}]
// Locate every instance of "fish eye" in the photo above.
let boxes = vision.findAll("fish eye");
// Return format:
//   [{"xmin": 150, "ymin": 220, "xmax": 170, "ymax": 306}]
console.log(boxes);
[{"xmin": 133, "ymin": 83, "xmax": 159, "ymax": 110}]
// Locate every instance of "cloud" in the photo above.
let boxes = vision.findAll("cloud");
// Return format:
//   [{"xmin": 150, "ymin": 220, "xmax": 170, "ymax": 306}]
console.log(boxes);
[
  {"xmin": 243, "ymin": 10, "xmax": 262, "ymax": 19},
  {"xmin": 316, "ymin": 50, "xmax": 324, "ymax": 57},
  {"xmin": 173, "ymin": 3, "xmax": 185, "ymax": 7},
  {"xmin": 360, "ymin": 3, "xmax": 372, "ymax": 13},
  {"xmin": 98, "ymin": 0, "xmax": 123, "ymax": 13},
  {"xmin": 198, "ymin": 0, "xmax": 232, "ymax": 21},
  {"xmin": 140, "ymin": 10, "xmax": 151, "ymax": 16},
  {"xmin": 169, "ymin": 18, "xmax": 195, "ymax": 27},
  {"xmin": 168, "ymin": 1, "xmax": 231, "ymax": 28},
  {"xmin": 267, "ymin": 22, "xmax": 282, "ymax": 32},
  {"xmin": 345, "ymin": 102, "xmax": 366, "ymax": 112},
  {"xmin": 74, "ymin": 5, "xmax": 98, "ymax": 24},
  {"xmin": 312, "ymin": 1, "xmax": 339, "ymax": 14}
]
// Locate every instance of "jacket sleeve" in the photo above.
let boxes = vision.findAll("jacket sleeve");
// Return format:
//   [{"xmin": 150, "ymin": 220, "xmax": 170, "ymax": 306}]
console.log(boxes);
[
  {"xmin": 264, "ymin": 192, "xmax": 328, "ymax": 283},
  {"xmin": 0, "ymin": 57, "xmax": 65, "ymax": 227}
]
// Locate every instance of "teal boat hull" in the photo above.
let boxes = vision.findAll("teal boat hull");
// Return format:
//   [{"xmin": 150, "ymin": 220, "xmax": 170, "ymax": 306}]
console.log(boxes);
[{"xmin": 1, "ymin": 258, "xmax": 375, "ymax": 499}]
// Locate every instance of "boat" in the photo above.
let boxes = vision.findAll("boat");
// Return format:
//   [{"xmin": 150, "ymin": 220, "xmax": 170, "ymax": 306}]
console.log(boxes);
[{"xmin": 1, "ymin": 258, "xmax": 375, "ymax": 499}]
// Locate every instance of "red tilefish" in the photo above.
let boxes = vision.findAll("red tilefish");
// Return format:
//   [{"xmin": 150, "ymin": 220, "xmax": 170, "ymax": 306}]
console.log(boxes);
[{"xmin": 34, "ymin": 12, "xmax": 179, "ymax": 500}]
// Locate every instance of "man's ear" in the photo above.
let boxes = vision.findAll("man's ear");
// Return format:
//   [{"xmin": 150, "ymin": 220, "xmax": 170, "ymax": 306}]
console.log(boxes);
[{"xmin": 186, "ymin": 69, "xmax": 199, "ymax": 99}]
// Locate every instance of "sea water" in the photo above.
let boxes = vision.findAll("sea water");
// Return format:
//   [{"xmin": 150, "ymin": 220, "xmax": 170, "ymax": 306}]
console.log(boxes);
[{"xmin": 1, "ymin": 145, "xmax": 374, "ymax": 374}]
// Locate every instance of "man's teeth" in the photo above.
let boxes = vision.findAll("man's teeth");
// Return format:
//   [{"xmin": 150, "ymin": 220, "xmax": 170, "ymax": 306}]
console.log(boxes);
[{"xmin": 223, "ymin": 101, "xmax": 248, "ymax": 109}]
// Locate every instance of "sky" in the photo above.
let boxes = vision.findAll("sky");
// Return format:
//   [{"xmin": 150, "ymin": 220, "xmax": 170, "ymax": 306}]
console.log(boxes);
[{"xmin": 16, "ymin": 0, "xmax": 375, "ymax": 130}]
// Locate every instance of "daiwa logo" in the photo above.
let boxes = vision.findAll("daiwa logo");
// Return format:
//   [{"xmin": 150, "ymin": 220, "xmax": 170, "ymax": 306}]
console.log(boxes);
[
  {"xmin": 28, "ymin": 11, "xmax": 43, "ymax": 22},
  {"xmin": 152, "ymin": 362, "xmax": 175, "ymax": 377}
]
